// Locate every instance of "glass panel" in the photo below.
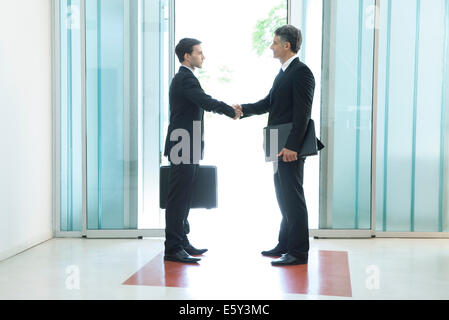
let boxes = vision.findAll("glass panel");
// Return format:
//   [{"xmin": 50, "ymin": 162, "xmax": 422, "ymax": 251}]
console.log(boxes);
[
  {"xmin": 86, "ymin": 0, "xmax": 137, "ymax": 230},
  {"xmin": 376, "ymin": 0, "xmax": 449, "ymax": 232},
  {"xmin": 60, "ymin": 0, "xmax": 83, "ymax": 232},
  {"xmin": 59, "ymin": 0, "xmax": 169, "ymax": 232},
  {"xmin": 320, "ymin": 0, "xmax": 375, "ymax": 230},
  {"xmin": 85, "ymin": 0, "xmax": 169, "ymax": 230}
]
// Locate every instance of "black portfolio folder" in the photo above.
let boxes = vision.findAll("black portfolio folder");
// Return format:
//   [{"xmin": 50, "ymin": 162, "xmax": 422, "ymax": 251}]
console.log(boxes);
[
  {"xmin": 160, "ymin": 166, "xmax": 218, "ymax": 210},
  {"xmin": 263, "ymin": 120, "xmax": 325, "ymax": 162}
]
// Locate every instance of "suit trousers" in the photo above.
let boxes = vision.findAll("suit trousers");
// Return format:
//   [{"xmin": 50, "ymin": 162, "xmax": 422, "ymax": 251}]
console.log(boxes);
[
  {"xmin": 273, "ymin": 158, "xmax": 310, "ymax": 258},
  {"xmin": 165, "ymin": 163, "xmax": 199, "ymax": 254}
]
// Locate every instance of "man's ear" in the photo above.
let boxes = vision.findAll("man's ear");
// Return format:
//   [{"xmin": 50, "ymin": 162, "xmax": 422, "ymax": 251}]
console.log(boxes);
[{"xmin": 184, "ymin": 53, "xmax": 190, "ymax": 63}]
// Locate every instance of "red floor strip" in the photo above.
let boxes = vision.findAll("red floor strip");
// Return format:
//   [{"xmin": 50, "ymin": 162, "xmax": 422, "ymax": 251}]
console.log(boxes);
[{"xmin": 123, "ymin": 250, "xmax": 352, "ymax": 298}]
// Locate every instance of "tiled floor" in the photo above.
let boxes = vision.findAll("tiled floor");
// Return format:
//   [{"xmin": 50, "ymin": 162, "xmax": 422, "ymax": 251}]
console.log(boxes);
[{"xmin": 1, "ymin": 236, "xmax": 449, "ymax": 300}]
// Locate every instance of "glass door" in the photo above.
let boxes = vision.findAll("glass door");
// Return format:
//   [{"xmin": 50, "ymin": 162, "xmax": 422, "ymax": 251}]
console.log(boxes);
[
  {"xmin": 319, "ymin": 0, "xmax": 376, "ymax": 236},
  {"xmin": 84, "ymin": 0, "xmax": 172, "ymax": 237},
  {"xmin": 375, "ymin": 0, "xmax": 449, "ymax": 235},
  {"xmin": 85, "ymin": 0, "xmax": 139, "ymax": 232},
  {"xmin": 56, "ymin": 0, "xmax": 172, "ymax": 237}
]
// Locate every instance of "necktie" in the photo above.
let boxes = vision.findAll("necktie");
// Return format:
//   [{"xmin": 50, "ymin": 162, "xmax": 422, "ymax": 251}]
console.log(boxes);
[
  {"xmin": 269, "ymin": 69, "xmax": 284, "ymax": 107},
  {"xmin": 273, "ymin": 68, "xmax": 284, "ymax": 87}
]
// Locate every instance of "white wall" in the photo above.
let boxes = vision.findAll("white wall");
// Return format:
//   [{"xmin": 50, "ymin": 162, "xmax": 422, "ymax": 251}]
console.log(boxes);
[{"xmin": 0, "ymin": 0, "xmax": 53, "ymax": 261}]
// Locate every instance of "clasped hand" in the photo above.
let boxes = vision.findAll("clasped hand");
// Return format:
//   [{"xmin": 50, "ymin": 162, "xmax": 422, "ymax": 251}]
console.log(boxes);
[{"xmin": 232, "ymin": 104, "xmax": 243, "ymax": 120}]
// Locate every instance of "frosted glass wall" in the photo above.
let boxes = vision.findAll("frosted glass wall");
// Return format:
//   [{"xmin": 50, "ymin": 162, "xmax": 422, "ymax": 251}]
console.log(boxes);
[{"xmin": 376, "ymin": 0, "xmax": 449, "ymax": 232}]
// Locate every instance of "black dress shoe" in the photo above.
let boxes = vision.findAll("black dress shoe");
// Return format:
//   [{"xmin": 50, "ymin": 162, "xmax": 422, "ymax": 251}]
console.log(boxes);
[
  {"xmin": 164, "ymin": 249, "xmax": 201, "ymax": 263},
  {"xmin": 261, "ymin": 246, "xmax": 287, "ymax": 257},
  {"xmin": 184, "ymin": 244, "xmax": 208, "ymax": 256},
  {"xmin": 271, "ymin": 254, "xmax": 308, "ymax": 266}
]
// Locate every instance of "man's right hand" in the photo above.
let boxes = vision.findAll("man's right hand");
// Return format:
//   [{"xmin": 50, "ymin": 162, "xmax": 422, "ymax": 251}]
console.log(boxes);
[{"xmin": 232, "ymin": 104, "xmax": 243, "ymax": 120}]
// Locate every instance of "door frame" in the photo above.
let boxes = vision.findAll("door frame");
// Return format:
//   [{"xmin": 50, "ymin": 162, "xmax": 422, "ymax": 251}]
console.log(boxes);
[{"xmin": 53, "ymin": 0, "xmax": 173, "ymax": 238}]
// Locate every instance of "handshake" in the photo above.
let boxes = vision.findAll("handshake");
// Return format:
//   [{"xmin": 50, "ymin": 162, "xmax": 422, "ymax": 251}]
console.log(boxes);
[{"xmin": 232, "ymin": 104, "xmax": 244, "ymax": 120}]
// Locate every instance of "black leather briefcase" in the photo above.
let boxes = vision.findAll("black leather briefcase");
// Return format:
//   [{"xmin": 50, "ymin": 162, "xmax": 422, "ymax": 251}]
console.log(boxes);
[{"xmin": 160, "ymin": 166, "xmax": 218, "ymax": 210}]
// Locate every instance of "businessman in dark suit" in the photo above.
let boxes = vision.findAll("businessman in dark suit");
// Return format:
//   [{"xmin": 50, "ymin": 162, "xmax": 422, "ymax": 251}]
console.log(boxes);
[
  {"xmin": 164, "ymin": 38, "xmax": 242, "ymax": 263},
  {"xmin": 236, "ymin": 25, "xmax": 315, "ymax": 266}
]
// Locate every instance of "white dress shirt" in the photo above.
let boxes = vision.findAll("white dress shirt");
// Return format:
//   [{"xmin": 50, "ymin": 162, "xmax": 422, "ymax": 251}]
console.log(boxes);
[{"xmin": 281, "ymin": 55, "xmax": 298, "ymax": 72}]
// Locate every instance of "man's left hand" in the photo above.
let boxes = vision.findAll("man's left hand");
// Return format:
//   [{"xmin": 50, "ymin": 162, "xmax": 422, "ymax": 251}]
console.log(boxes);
[
  {"xmin": 278, "ymin": 148, "xmax": 298, "ymax": 162},
  {"xmin": 232, "ymin": 104, "xmax": 243, "ymax": 120}
]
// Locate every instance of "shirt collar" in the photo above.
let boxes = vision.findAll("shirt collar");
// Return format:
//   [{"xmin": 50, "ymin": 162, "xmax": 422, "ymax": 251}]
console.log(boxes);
[
  {"xmin": 181, "ymin": 65, "xmax": 196, "ymax": 76},
  {"xmin": 281, "ymin": 55, "xmax": 298, "ymax": 72}
]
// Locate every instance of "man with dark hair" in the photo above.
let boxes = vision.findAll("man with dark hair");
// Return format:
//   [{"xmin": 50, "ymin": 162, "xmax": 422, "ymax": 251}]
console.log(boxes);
[
  {"xmin": 235, "ymin": 25, "xmax": 315, "ymax": 266},
  {"xmin": 175, "ymin": 38, "xmax": 202, "ymax": 63},
  {"xmin": 163, "ymin": 38, "xmax": 242, "ymax": 264}
]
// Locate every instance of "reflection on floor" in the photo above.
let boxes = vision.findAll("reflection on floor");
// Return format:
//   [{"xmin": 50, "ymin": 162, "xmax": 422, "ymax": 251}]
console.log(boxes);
[{"xmin": 123, "ymin": 250, "xmax": 352, "ymax": 298}]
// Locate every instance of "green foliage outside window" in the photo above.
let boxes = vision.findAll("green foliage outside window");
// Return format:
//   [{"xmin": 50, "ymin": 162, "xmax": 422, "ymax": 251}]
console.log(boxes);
[{"xmin": 252, "ymin": 1, "xmax": 288, "ymax": 57}]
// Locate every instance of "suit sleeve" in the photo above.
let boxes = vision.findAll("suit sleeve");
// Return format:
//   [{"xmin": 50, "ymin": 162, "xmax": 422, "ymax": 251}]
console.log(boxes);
[
  {"xmin": 285, "ymin": 67, "xmax": 315, "ymax": 153},
  {"xmin": 240, "ymin": 92, "xmax": 272, "ymax": 119},
  {"xmin": 183, "ymin": 75, "xmax": 236, "ymax": 119}
]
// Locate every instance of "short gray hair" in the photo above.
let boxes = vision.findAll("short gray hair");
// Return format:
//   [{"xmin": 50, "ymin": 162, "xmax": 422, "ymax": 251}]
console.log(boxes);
[{"xmin": 275, "ymin": 25, "xmax": 302, "ymax": 53}]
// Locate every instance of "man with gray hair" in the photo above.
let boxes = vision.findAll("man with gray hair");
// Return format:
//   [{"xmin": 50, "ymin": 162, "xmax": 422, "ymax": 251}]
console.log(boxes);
[{"xmin": 235, "ymin": 25, "xmax": 315, "ymax": 266}]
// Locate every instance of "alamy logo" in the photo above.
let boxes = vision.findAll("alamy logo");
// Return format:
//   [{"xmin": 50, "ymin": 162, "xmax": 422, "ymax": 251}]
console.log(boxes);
[
  {"xmin": 66, "ymin": 5, "xmax": 80, "ymax": 30},
  {"xmin": 365, "ymin": 265, "xmax": 380, "ymax": 290},
  {"xmin": 365, "ymin": 5, "xmax": 380, "ymax": 30},
  {"xmin": 65, "ymin": 265, "xmax": 80, "ymax": 290},
  {"xmin": 265, "ymin": 128, "xmax": 280, "ymax": 174},
  {"xmin": 169, "ymin": 121, "xmax": 203, "ymax": 165}
]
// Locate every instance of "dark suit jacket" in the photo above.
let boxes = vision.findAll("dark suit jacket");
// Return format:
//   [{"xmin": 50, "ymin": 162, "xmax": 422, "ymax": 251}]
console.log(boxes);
[
  {"xmin": 241, "ymin": 58, "xmax": 315, "ymax": 153},
  {"xmin": 164, "ymin": 66, "xmax": 236, "ymax": 163}
]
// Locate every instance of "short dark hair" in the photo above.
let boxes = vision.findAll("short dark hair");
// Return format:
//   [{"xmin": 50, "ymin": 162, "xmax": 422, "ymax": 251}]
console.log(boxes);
[
  {"xmin": 175, "ymin": 38, "xmax": 202, "ymax": 63},
  {"xmin": 275, "ymin": 25, "xmax": 302, "ymax": 54}
]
